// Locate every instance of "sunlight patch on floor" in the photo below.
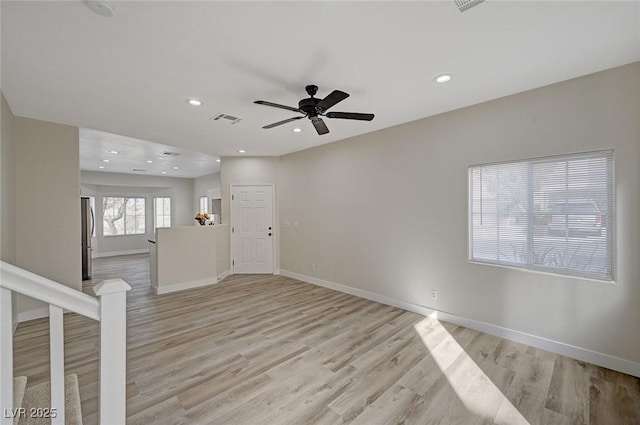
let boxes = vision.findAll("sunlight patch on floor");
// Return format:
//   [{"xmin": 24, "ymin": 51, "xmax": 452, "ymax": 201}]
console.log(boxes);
[{"xmin": 413, "ymin": 318, "xmax": 531, "ymax": 425}]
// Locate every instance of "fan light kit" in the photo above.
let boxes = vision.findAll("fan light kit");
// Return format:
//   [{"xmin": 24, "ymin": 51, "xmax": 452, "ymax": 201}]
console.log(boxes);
[
  {"xmin": 434, "ymin": 74, "xmax": 452, "ymax": 84},
  {"xmin": 254, "ymin": 85, "xmax": 375, "ymax": 135},
  {"xmin": 187, "ymin": 99, "xmax": 203, "ymax": 107}
]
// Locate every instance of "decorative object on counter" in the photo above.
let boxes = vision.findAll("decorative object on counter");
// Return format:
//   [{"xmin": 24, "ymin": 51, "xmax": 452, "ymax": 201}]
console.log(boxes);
[{"xmin": 195, "ymin": 213, "xmax": 210, "ymax": 225}]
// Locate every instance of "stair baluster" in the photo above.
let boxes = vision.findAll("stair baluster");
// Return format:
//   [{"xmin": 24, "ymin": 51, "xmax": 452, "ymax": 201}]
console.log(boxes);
[{"xmin": 49, "ymin": 305, "xmax": 65, "ymax": 425}]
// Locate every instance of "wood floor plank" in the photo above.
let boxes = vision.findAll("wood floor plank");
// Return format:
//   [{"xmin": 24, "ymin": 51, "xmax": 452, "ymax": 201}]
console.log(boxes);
[
  {"xmin": 498, "ymin": 355, "xmax": 555, "ymax": 425},
  {"xmin": 11, "ymin": 254, "xmax": 640, "ymax": 425},
  {"xmin": 181, "ymin": 373, "xmax": 274, "ymax": 424},
  {"xmin": 349, "ymin": 384, "xmax": 420, "ymax": 425},
  {"xmin": 588, "ymin": 376, "xmax": 639, "ymax": 425},
  {"xmin": 546, "ymin": 356, "xmax": 595, "ymax": 424}
]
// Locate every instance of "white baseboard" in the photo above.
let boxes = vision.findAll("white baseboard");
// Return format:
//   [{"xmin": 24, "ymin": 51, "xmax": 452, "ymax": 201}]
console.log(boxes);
[
  {"xmin": 17, "ymin": 307, "xmax": 49, "ymax": 323},
  {"xmin": 154, "ymin": 278, "xmax": 217, "ymax": 295},
  {"xmin": 280, "ymin": 270, "xmax": 640, "ymax": 378},
  {"xmin": 93, "ymin": 249, "xmax": 149, "ymax": 259},
  {"xmin": 217, "ymin": 269, "xmax": 232, "ymax": 282}
]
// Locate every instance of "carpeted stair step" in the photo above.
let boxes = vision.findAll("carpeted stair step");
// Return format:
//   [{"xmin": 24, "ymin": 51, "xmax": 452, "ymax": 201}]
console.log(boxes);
[
  {"xmin": 19, "ymin": 374, "xmax": 82, "ymax": 425},
  {"xmin": 13, "ymin": 376, "xmax": 28, "ymax": 425}
]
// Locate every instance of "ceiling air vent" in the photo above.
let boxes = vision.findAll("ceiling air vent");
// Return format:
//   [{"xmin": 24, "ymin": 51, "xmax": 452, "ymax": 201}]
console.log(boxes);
[
  {"xmin": 132, "ymin": 169, "xmax": 147, "ymax": 172},
  {"xmin": 160, "ymin": 151, "xmax": 180, "ymax": 157},
  {"xmin": 454, "ymin": 0, "xmax": 485, "ymax": 12},
  {"xmin": 211, "ymin": 113, "xmax": 243, "ymax": 125}
]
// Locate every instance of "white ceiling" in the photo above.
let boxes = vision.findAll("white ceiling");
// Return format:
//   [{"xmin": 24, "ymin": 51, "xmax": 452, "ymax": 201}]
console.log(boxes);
[
  {"xmin": 79, "ymin": 128, "xmax": 220, "ymax": 178},
  {"xmin": 2, "ymin": 1, "xmax": 639, "ymax": 177}
]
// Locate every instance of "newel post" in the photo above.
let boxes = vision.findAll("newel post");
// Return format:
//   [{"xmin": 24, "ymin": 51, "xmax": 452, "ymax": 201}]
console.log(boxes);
[{"xmin": 93, "ymin": 279, "xmax": 131, "ymax": 425}]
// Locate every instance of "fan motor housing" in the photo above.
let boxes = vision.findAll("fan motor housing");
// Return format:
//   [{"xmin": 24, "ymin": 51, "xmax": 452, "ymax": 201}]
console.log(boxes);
[{"xmin": 299, "ymin": 98, "xmax": 321, "ymax": 117}]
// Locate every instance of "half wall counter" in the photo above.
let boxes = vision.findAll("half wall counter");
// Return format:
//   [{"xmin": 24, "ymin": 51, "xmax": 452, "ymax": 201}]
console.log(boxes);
[{"xmin": 150, "ymin": 224, "xmax": 230, "ymax": 294}]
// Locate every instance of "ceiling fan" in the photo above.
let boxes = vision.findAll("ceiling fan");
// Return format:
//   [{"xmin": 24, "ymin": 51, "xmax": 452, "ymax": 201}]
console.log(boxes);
[{"xmin": 254, "ymin": 85, "xmax": 374, "ymax": 135}]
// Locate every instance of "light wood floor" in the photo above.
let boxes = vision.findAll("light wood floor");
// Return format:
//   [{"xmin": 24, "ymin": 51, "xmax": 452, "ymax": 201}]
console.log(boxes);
[{"xmin": 13, "ymin": 254, "xmax": 639, "ymax": 425}]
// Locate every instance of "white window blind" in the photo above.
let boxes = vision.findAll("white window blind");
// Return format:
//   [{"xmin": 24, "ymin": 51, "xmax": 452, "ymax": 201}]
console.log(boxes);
[
  {"xmin": 199, "ymin": 196, "xmax": 208, "ymax": 214},
  {"xmin": 154, "ymin": 197, "xmax": 171, "ymax": 229},
  {"xmin": 103, "ymin": 197, "xmax": 146, "ymax": 236},
  {"xmin": 469, "ymin": 150, "xmax": 613, "ymax": 281}
]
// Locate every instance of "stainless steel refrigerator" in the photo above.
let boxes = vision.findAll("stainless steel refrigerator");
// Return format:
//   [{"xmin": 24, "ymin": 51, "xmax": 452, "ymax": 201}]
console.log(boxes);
[{"xmin": 81, "ymin": 197, "xmax": 94, "ymax": 280}]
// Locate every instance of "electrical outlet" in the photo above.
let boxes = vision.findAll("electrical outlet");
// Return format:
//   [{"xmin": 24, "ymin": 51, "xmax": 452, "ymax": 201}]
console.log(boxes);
[
  {"xmin": 311, "ymin": 264, "xmax": 315, "ymax": 271},
  {"xmin": 293, "ymin": 221, "xmax": 299, "ymax": 229},
  {"xmin": 430, "ymin": 289, "xmax": 438, "ymax": 300}
]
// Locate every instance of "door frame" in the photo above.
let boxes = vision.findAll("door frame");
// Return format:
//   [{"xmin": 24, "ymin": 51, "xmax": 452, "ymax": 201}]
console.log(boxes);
[{"xmin": 229, "ymin": 183, "xmax": 277, "ymax": 275}]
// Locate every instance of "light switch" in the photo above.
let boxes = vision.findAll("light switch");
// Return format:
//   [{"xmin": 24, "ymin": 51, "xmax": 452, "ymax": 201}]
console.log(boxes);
[{"xmin": 283, "ymin": 221, "xmax": 290, "ymax": 229}]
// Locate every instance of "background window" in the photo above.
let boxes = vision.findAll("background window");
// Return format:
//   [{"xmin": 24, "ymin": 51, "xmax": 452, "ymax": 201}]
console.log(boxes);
[
  {"xmin": 469, "ymin": 150, "xmax": 613, "ymax": 281},
  {"xmin": 154, "ymin": 197, "xmax": 171, "ymax": 229},
  {"xmin": 199, "ymin": 196, "xmax": 208, "ymax": 214},
  {"xmin": 103, "ymin": 197, "xmax": 146, "ymax": 236}
]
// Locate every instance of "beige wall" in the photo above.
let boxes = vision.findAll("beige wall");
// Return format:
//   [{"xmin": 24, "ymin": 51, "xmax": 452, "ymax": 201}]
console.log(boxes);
[
  {"xmin": 14, "ymin": 117, "xmax": 81, "ymax": 314},
  {"xmin": 278, "ymin": 62, "xmax": 640, "ymax": 364},
  {"xmin": 1, "ymin": 92, "xmax": 19, "ymax": 325},
  {"xmin": 194, "ymin": 171, "xmax": 221, "ymax": 217},
  {"xmin": 81, "ymin": 171, "xmax": 194, "ymax": 255},
  {"xmin": 1, "ymin": 93, "xmax": 16, "ymax": 264}
]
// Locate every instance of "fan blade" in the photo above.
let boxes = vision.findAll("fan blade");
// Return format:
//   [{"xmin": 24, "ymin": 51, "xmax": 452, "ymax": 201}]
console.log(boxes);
[
  {"xmin": 317, "ymin": 90, "xmax": 349, "ymax": 111},
  {"xmin": 262, "ymin": 116, "xmax": 304, "ymax": 129},
  {"xmin": 311, "ymin": 117, "xmax": 329, "ymax": 135},
  {"xmin": 254, "ymin": 100, "xmax": 301, "ymax": 113},
  {"xmin": 326, "ymin": 112, "xmax": 375, "ymax": 121}
]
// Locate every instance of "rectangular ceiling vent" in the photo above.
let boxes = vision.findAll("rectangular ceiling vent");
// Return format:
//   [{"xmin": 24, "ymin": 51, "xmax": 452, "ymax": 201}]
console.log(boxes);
[
  {"xmin": 454, "ymin": 0, "xmax": 485, "ymax": 12},
  {"xmin": 132, "ymin": 168, "xmax": 147, "ymax": 172},
  {"xmin": 160, "ymin": 151, "xmax": 180, "ymax": 157},
  {"xmin": 211, "ymin": 113, "xmax": 243, "ymax": 125}
]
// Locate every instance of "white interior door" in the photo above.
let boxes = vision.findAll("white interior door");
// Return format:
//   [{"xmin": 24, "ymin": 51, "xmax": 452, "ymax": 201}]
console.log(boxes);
[{"xmin": 232, "ymin": 185, "xmax": 274, "ymax": 274}]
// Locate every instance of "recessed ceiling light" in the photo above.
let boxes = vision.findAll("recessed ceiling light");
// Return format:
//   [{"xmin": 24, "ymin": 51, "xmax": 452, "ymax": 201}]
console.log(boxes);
[
  {"xmin": 292, "ymin": 128, "xmax": 302, "ymax": 133},
  {"xmin": 109, "ymin": 150, "xmax": 118, "ymax": 154},
  {"xmin": 98, "ymin": 166, "xmax": 105, "ymax": 169},
  {"xmin": 434, "ymin": 74, "xmax": 452, "ymax": 84},
  {"xmin": 187, "ymin": 99, "xmax": 203, "ymax": 107},
  {"xmin": 145, "ymin": 160, "xmax": 153, "ymax": 163},
  {"xmin": 102, "ymin": 159, "xmax": 110, "ymax": 163},
  {"xmin": 238, "ymin": 149, "xmax": 246, "ymax": 154},
  {"xmin": 216, "ymin": 159, "xmax": 221, "ymax": 163},
  {"xmin": 161, "ymin": 171, "xmax": 167, "ymax": 174},
  {"xmin": 86, "ymin": 0, "xmax": 115, "ymax": 18},
  {"xmin": 172, "ymin": 166, "xmax": 179, "ymax": 170}
]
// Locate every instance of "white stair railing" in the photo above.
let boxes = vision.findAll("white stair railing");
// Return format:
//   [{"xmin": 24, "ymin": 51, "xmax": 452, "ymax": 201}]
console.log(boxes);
[{"xmin": 0, "ymin": 261, "xmax": 131, "ymax": 425}]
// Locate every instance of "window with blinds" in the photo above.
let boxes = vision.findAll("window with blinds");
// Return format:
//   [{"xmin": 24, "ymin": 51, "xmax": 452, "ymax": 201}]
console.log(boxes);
[
  {"xmin": 469, "ymin": 150, "xmax": 613, "ymax": 281},
  {"xmin": 154, "ymin": 197, "xmax": 171, "ymax": 229}
]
